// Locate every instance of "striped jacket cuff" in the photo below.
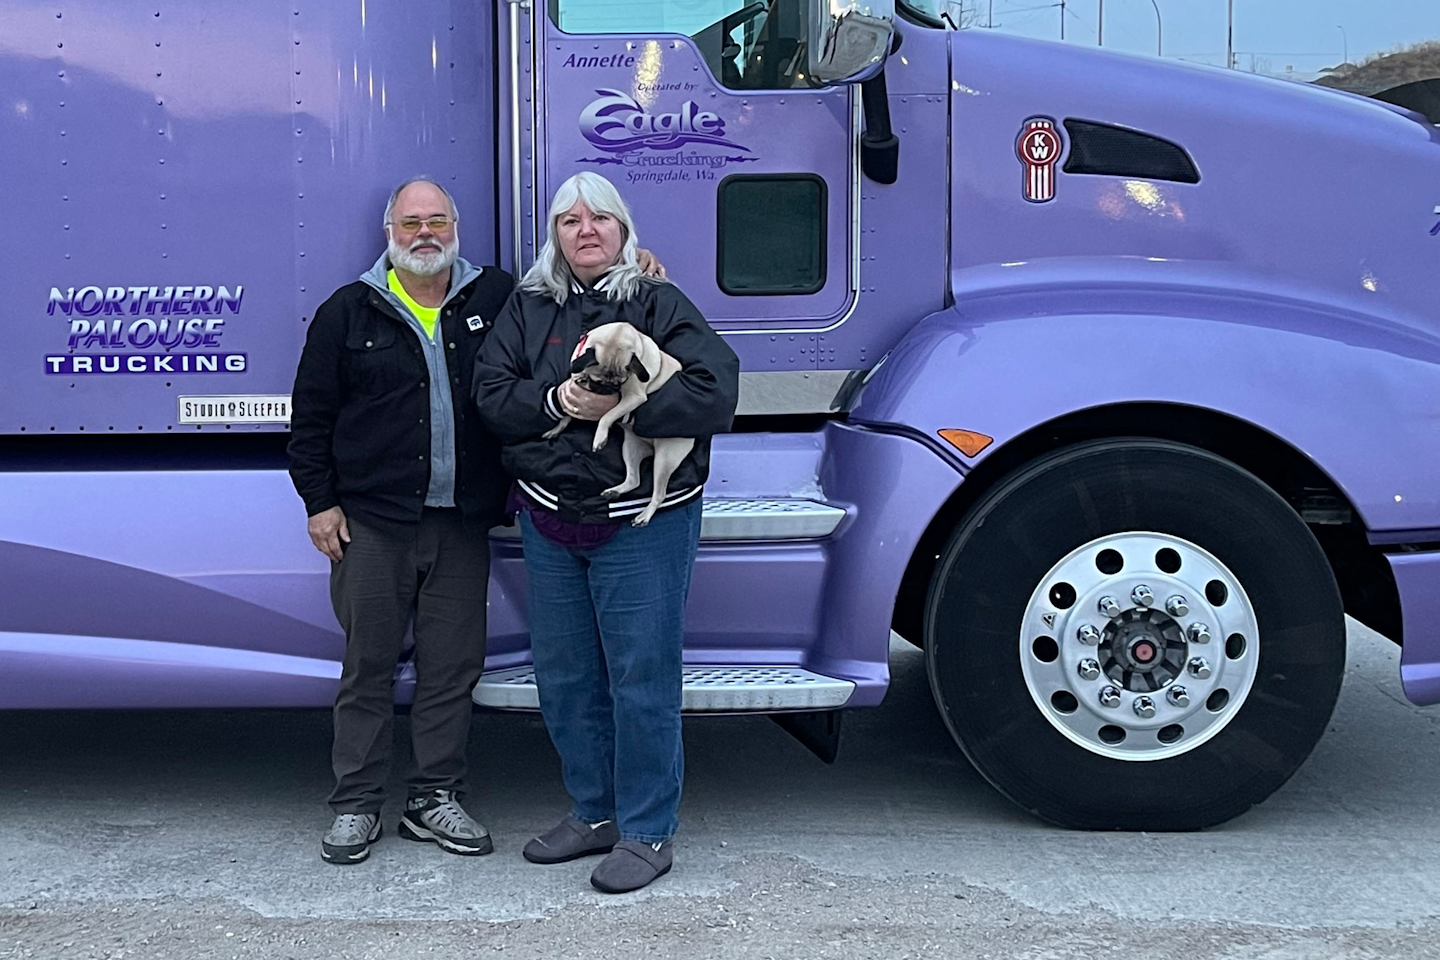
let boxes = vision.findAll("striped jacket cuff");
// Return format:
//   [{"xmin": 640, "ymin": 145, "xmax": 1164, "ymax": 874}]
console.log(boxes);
[{"xmin": 544, "ymin": 385, "xmax": 564, "ymax": 421}]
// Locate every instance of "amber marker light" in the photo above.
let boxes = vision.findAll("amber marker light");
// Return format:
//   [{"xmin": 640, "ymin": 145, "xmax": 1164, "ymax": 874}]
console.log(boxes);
[{"xmin": 938, "ymin": 429, "xmax": 994, "ymax": 458}]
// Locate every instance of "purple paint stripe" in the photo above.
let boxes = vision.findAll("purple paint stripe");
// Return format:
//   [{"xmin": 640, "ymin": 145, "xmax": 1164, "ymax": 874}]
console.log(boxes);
[
  {"xmin": 1367, "ymin": 527, "xmax": 1440, "ymax": 546},
  {"xmin": 0, "ymin": 540, "xmax": 342, "ymax": 658}
]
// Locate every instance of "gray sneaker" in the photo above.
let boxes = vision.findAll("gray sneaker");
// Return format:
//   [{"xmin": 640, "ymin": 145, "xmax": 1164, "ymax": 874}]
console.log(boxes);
[
  {"xmin": 398, "ymin": 790, "xmax": 493, "ymax": 856},
  {"xmin": 322, "ymin": 813, "xmax": 381, "ymax": 864}
]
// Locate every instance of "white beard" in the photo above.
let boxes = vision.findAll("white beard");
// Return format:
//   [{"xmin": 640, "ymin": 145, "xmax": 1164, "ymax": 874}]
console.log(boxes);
[{"xmin": 388, "ymin": 233, "xmax": 458, "ymax": 277}]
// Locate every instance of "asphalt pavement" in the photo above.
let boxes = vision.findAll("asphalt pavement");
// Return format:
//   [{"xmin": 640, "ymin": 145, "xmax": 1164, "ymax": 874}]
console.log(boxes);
[{"xmin": 2, "ymin": 619, "xmax": 1438, "ymax": 959}]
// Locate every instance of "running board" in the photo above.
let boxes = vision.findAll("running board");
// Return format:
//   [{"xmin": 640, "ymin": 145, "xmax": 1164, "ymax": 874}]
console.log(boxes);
[
  {"xmin": 473, "ymin": 665, "xmax": 856, "ymax": 712},
  {"xmin": 489, "ymin": 498, "xmax": 846, "ymax": 542}
]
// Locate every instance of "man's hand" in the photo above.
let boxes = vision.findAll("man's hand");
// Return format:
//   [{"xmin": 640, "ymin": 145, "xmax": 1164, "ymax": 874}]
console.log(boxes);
[
  {"xmin": 308, "ymin": 506, "xmax": 351, "ymax": 562},
  {"xmin": 558, "ymin": 378, "xmax": 620, "ymax": 421},
  {"xmin": 637, "ymin": 247, "xmax": 667, "ymax": 279}
]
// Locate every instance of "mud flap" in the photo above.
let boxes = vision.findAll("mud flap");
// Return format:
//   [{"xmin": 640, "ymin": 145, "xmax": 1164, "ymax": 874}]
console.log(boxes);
[{"xmin": 770, "ymin": 709, "xmax": 844, "ymax": 764}]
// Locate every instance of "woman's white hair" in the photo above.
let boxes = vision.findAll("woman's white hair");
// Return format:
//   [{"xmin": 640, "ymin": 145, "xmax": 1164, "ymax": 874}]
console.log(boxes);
[{"xmin": 520, "ymin": 171, "xmax": 657, "ymax": 304}]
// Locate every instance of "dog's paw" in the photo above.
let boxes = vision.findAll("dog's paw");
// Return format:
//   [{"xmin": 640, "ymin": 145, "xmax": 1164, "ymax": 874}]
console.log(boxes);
[
  {"xmin": 600, "ymin": 487, "xmax": 623, "ymax": 500},
  {"xmin": 591, "ymin": 434, "xmax": 609, "ymax": 453},
  {"xmin": 631, "ymin": 515, "xmax": 653, "ymax": 528}
]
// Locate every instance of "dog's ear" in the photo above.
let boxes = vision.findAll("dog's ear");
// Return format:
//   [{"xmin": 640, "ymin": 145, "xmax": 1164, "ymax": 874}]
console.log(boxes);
[
  {"xmin": 570, "ymin": 348, "xmax": 598, "ymax": 374},
  {"xmin": 627, "ymin": 354, "xmax": 651, "ymax": 382}
]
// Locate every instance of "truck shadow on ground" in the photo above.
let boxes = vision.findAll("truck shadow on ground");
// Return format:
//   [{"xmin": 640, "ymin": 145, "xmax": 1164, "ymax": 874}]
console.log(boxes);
[{"xmin": 0, "ymin": 640, "xmax": 1024, "ymax": 836}]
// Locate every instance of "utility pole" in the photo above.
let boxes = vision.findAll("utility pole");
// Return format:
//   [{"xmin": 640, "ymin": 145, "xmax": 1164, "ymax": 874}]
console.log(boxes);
[
  {"xmin": 1097, "ymin": 0, "xmax": 1103, "ymax": 46},
  {"xmin": 1060, "ymin": 0, "xmax": 1065, "ymax": 40},
  {"xmin": 1337, "ymin": 24, "xmax": 1348, "ymax": 65},
  {"xmin": 988, "ymin": 0, "xmax": 993, "ymax": 29},
  {"xmin": 1149, "ymin": 0, "xmax": 1162, "ymax": 57},
  {"xmin": 1226, "ymin": 0, "xmax": 1234, "ymax": 68}
]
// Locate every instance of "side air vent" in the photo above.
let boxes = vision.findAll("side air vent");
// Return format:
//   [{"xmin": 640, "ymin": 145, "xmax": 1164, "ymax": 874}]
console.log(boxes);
[{"xmin": 1062, "ymin": 119, "xmax": 1201, "ymax": 184}]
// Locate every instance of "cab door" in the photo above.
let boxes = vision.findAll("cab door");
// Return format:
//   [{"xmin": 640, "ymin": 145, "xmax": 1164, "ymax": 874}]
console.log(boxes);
[{"xmin": 522, "ymin": 0, "xmax": 857, "ymax": 331}]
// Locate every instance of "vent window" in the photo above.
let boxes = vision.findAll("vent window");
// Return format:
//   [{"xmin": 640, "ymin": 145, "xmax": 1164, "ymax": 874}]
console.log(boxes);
[{"xmin": 1062, "ymin": 120, "xmax": 1200, "ymax": 184}]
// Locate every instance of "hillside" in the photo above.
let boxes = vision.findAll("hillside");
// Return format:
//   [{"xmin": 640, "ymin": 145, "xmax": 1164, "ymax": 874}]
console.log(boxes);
[{"xmin": 1314, "ymin": 41, "xmax": 1440, "ymax": 96}]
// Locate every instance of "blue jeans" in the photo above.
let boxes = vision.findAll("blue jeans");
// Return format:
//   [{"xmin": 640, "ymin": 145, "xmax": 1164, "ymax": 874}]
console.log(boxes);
[{"xmin": 519, "ymin": 499, "xmax": 702, "ymax": 843}]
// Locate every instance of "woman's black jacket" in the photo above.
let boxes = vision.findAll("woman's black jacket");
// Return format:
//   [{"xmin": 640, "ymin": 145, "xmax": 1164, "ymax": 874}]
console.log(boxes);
[{"xmin": 472, "ymin": 279, "xmax": 739, "ymax": 524}]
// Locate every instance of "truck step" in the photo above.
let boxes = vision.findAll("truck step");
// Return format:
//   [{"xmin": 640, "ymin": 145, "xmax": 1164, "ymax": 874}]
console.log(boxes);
[
  {"xmin": 490, "ymin": 497, "xmax": 846, "ymax": 541},
  {"xmin": 474, "ymin": 665, "xmax": 856, "ymax": 712}
]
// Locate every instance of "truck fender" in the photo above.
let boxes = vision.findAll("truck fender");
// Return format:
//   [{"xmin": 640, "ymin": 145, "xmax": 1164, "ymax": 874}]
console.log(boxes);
[{"xmin": 851, "ymin": 301, "xmax": 1440, "ymax": 537}]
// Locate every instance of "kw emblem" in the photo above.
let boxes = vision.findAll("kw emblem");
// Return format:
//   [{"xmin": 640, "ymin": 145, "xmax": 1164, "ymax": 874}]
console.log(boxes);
[{"xmin": 1017, "ymin": 117, "xmax": 1063, "ymax": 203}]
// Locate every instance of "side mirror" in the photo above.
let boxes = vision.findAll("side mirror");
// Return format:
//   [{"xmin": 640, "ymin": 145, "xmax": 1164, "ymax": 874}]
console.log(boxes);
[{"xmin": 809, "ymin": 0, "xmax": 896, "ymax": 85}]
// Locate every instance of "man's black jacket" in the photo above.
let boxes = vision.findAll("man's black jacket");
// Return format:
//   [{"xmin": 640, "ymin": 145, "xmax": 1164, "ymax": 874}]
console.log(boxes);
[
  {"xmin": 472, "ymin": 278, "xmax": 739, "ymax": 524},
  {"xmin": 288, "ymin": 266, "xmax": 514, "ymax": 529}
]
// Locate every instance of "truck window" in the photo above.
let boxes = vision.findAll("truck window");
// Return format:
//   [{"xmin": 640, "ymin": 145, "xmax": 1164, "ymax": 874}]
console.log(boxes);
[
  {"xmin": 716, "ymin": 175, "xmax": 827, "ymax": 295},
  {"xmin": 892, "ymin": 0, "xmax": 946, "ymax": 28},
  {"xmin": 550, "ymin": 0, "xmax": 815, "ymax": 90}
]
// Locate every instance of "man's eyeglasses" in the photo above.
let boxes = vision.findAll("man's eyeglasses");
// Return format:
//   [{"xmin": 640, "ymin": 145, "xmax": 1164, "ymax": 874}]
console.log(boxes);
[{"xmin": 389, "ymin": 216, "xmax": 456, "ymax": 233}]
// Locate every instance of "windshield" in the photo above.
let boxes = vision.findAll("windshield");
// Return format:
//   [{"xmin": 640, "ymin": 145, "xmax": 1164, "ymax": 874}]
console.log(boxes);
[{"xmin": 896, "ymin": 0, "xmax": 948, "ymax": 28}]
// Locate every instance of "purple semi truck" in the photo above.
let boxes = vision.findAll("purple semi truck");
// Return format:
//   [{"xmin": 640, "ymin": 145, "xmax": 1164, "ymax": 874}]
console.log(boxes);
[{"xmin": 3, "ymin": 0, "xmax": 1437, "ymax": 830}]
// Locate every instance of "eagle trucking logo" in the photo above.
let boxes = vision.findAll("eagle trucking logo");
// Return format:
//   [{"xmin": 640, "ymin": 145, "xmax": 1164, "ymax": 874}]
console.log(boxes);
[
  {"xmin": 1017, "ymin": 117, "xmax": 1063, "ymax": 203},
  {"xmin": 577, "ymin": 89, "xmax": 757, "ymax": 184},
  {"xmin": 579, "ymin": 88, "xmax": 746, "ymax": 152}
]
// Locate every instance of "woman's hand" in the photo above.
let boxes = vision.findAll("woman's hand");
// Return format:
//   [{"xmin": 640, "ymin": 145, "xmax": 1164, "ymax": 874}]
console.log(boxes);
[
  {"xmin": 637, "ymin": 247, "xmax": 667, "ymax": 279},
  {"xmin": 558, "ymin": 378, "xmax": 620, "ymax": 421}
]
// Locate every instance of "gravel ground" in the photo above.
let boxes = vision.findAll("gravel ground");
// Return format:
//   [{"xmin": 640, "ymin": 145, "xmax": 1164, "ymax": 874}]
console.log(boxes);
[{"xmin": 2, "ymin": 619, "xmax": 1438, "ymax": 959}]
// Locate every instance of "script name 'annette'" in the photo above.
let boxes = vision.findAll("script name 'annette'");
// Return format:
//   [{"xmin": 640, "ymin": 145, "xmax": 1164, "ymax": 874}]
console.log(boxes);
[
  {"xmin": 560, "ymin": 53, "xmax": 636, "ymax": 69},
  {"xmin": 47, "ymin": 285, "xmax": 244, "ymax": 317}
]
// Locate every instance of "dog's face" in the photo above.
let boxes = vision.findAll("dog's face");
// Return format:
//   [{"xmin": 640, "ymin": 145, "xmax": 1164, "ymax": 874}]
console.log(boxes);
[{"xmin": 570, "ymin": 325, "xmax": 649, "ymax": 393}]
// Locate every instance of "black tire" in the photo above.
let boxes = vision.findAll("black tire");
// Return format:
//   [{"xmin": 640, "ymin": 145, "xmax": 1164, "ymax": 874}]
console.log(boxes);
[{"xmin": 924, "ymin": 439, "xmax": 1345, "ymax": 830}]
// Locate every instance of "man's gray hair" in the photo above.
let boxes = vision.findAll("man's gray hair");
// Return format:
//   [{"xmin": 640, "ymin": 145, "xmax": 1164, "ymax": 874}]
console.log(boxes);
[
  {"xmin": 520, "ymin": 171, "xmax": 655, "ymax": 304},
  {"xmin": 382, "ymin": 177, "xmax": 459, "ymax": 227}
]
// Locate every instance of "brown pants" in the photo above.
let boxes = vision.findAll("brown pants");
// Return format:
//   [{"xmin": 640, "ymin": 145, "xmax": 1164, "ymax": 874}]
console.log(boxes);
[{"xmin": 327, "ymin": 509, "xmax": 489, "ymax": 813}]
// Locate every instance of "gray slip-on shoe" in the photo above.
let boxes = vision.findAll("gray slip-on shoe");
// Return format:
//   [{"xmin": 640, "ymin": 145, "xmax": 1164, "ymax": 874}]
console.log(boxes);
[
  {"xmin": 590, "ymin": 839, "xmax": 673, "ymax": 894},
  {"xmin": 321, "ymin": 813, "xmax": 381, "ymax": 865},
  {"xmin": 523, "ymin": 816, "xmax": 620, "ymax": 864}
]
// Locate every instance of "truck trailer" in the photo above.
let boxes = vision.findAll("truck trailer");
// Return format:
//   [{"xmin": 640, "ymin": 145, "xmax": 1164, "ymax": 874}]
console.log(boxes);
[{"xmin": 2, "ymin": 0, "xmax": 1438, "ymax": 830}]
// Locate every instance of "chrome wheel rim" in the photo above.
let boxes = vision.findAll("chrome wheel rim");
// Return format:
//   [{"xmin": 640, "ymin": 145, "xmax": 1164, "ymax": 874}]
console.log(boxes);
[{"xmin": 1019, "ymin": 531, "xmax": 1260, "ymax": 761}]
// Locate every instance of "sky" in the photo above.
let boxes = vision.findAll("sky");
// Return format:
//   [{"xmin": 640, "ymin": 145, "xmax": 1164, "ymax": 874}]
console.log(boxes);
[{"xmin": 963, "ymin": 0, "xmax": 1439, "ymax": 78}]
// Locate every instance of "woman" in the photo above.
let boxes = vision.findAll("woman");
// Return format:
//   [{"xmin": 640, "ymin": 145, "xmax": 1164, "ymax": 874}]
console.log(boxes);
[{"xmin": 473, "ymin": 172, "xmax": 739, "ymax": 893}]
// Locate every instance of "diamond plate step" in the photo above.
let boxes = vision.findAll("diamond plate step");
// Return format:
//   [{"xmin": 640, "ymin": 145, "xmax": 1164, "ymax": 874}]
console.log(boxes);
[
  {"xmin": 489, "ymin": 498, "xmax": 846, "ymax": 541},
  {"xmin": 474, "ymin": 665, "xmax": 855, "ymax": 712}
]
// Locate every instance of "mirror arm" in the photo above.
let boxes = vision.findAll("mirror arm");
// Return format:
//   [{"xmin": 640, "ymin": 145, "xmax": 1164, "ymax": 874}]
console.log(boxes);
[{"xmin": 860, "ymin": 68, "xmax": 900, "ymax": 184}]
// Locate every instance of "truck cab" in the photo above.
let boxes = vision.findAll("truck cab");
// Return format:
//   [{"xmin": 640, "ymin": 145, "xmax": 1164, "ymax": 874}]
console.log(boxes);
[{"xmin": 3, "ymin": 0, "xmax": 1438, "ymax": 830}]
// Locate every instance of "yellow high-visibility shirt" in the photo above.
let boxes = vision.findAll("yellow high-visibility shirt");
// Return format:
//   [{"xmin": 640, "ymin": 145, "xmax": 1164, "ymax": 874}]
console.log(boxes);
[{"xmin": 387, "ymin": 269, "xmax": 440, "ymax": 340}]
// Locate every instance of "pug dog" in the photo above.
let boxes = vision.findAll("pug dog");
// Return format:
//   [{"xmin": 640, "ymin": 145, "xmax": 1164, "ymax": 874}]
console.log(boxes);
[{"xmin": 542, "ymin": 322, "xmax": 696, "ymax": 527}]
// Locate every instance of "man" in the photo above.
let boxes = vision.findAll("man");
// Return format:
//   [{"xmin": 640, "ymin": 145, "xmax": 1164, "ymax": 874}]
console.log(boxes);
[{"xmin": 288, "ymin": 178, "xmax": 512, "ymax": 864}]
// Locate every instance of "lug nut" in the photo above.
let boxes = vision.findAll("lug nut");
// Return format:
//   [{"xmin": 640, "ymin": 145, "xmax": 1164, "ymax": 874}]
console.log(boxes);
[
  {"xmin": 1133, "ymin": 695, "xmax": 1156, "ymax": 718},
  {"xmin": 1099, "ymin": 686, "xmax": 1122, "ymax": 708},
  {"xmin": 1131, "ymin": 585, "xmax": 1154, "ymax": 607},
  {"xmin": 1077, "ymin": 624, "xmax": 1101, "ymax": 645},
  {"xmin": 1187, "ymin": 657, "xmax": 1212, "ymax": 679},
  {"xmin": 1167, "ymin": 685, "xmax": 1191, "ymax": 707},
  {"xmin": 1098, "ymin": 596, "xmax": 1122, "ymax": 618},
  {"xmin": 1166, "ymin": 595, "xmax": 1189, "ymax": 617},
  {"xmin": 1187, "ymin": 622, "xmax": 1212, "ymax": 644},
  {"xmin": 1077, "ymin": 658, "xmax": 1101, "ymax": 681}
]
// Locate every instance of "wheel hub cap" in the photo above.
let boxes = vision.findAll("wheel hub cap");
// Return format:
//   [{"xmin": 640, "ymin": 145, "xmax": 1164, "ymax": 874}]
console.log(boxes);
[{"xmin": 1103, "ymin": 609, "xmax": 1186, "ymax": 690}]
